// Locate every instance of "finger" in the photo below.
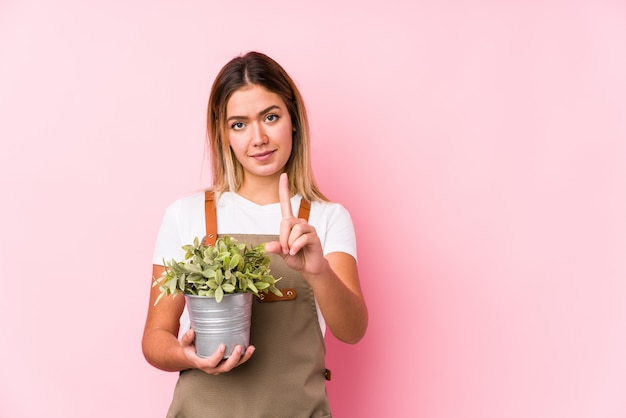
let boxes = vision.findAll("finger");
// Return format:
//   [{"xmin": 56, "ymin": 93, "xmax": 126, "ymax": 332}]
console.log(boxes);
[
  {"xmin": 281, "ymin": 219, "xmax": 306, "ymax": 252},
  {"xmin": 279, "ymin": 173, "xmax": 294, "ymax": 219},
  {"xmin": 214, "ymin": 345, "xmax": 246, "ymax": 372},
  {"xmin": 196, "ymin": 342, "xmax": 225, "ymax": 362},
  {"xmin": 206, "ymin": 343, "xmax": 227, "ymax": 364},
  {"xmin": 263, "ymin": 241, "xmax": 282, "ymax": 255},
  {"xmin": 286, "ymin": 226, "xmax": 312, "ymax": 256},
  {"xmin": 239, "ymin": 345, "xmax": 255, "ymax": 364},
  {"xmin": 185, "ymin": 342, "xmax": 227, "ymax": 370},
  {"xmin": 229, "ymin": 345, "xmax": 255, "ymax": 366},
  {"xmin": 232, "ymin": 345, "xmax": 255, "ymax": 368},
  {"xmin": 279, "ymin": 217, "xmax": 294, "ymax": 255}
]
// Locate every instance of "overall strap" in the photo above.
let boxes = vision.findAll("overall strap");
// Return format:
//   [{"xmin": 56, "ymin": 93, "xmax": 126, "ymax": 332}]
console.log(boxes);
[
  {"xmin": 204, "ymin": 191, "xmax": 217, "ymax": 246},
  {"xmin": 204, "ymin": 191, "xmax": 311, "ymax": 246},
  {"xmin": 298, "ymin": 197, "xmax": 311, "ymax": 222}
]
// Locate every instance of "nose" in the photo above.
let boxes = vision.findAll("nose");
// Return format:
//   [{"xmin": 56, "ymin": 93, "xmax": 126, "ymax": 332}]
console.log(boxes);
[{"xmin": 251, "ymin": 122, "xmax": 268, "ymax": 146}]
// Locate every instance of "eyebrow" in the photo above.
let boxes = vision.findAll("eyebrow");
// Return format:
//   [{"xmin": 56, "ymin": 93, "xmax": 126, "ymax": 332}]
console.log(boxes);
[{"xmin": 226, "ymin": 105, "xmax": 281, "ymax": 123}]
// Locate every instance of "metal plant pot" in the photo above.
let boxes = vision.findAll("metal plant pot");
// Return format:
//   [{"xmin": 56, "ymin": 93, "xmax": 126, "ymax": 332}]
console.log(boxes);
[{"xmin": 184, "ymin": 292, "xmax": 253, "ymax": 359}]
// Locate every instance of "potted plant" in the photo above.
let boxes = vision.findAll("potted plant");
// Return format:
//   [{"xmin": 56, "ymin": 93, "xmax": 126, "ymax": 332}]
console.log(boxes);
[{"xmin": 153, "ymin": 235, "xmax": 283, "ymax": 358}]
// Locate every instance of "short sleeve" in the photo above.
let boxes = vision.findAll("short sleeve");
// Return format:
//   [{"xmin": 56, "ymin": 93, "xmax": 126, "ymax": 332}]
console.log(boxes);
[
  {"xmin": 313, "ymin": 202, "xmax": 358, "ymax": 262},
  {"xmin": 152, "ymin": 199, "xmax": 185, "ymax": 265}
]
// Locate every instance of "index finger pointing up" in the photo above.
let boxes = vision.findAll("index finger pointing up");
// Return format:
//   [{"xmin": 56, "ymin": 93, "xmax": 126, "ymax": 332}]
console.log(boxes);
[{"xmin": 279, "ymin": 172, "xmax": 294, "ymax": 219}]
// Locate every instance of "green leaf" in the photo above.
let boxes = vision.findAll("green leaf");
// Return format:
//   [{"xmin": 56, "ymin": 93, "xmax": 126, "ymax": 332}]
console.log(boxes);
[
  {"xmin": 202, "ymin": 269, "xmax": 217, "ymax": 279},
  {"xmin": 255, "ymin": 282, "xmax": 270, "ymax": 290},
  {"xmin": 184, "ymin": 263, "xmax": 202, "ymax": 273},
  {"xmin": 221, "ymin": 283, "xmax": 235, "ymax": 293},
  {"xmin": 229, "ymin": 253, "xmax": 242, "ymax": 270},
  {"xmin": 270, "ymin": 287, "xmax": 283, "ymax": 297},
  {"xmin": 167, "ymin": 278, "xmax": 177, "ymax": 294},
  {"xmin": 186, "ymin": 274, "xmax": 204, "ymax": 283},
  {"xmin": 153, "ymin": 292, "xmax": 165, "ymax": 306},
  {"xmin": 215, "ymin": 286, "xmax": 224, "ymax": 303},
  {"xmin": 247, "ymin": 279, "xmax": 258, "ymax": 294}
]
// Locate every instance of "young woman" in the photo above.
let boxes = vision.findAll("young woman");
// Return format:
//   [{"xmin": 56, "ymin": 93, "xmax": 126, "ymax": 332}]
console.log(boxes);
[{"xmin": 142, "ymin": 51, "xmax": 368, "ymax": 417}]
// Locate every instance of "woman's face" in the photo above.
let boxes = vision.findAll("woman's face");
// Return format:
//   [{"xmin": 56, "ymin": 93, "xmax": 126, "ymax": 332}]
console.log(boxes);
[{"xmin": 225, "ymin": 84, "xmax": 293, "ymax": 183}]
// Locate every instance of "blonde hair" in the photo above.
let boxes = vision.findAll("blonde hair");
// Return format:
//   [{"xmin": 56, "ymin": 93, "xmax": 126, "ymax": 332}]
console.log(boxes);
[{"xmin": 207, "ymin": 51, "xmax": 327, "ymax": 202}]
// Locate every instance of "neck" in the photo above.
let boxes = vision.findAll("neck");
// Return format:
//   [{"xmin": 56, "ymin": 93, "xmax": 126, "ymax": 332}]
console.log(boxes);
[{"xmin": 236, "ymin": 173, "xmax": 285, "ymax": 205}]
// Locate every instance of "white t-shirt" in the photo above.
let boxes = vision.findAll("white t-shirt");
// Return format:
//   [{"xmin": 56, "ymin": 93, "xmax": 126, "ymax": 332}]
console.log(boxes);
[{"xmin": 153, "ymin": 191, "xmax": 358, "ymax": 336}]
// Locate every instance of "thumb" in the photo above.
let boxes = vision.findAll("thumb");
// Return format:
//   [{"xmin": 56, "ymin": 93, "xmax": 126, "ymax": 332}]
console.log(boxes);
[
  {"xmin": 181, "ymin": 329, "xmax": 195, "ymax": 346},
  {"xmin": 264, "ymin": 241, "xmax": 282, "ymax": 255}
]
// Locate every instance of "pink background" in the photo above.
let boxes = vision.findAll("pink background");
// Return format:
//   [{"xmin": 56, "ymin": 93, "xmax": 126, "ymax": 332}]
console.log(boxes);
[{"xmin": 1, "ymin": 1, "xmax": 625, "ymax": 417}]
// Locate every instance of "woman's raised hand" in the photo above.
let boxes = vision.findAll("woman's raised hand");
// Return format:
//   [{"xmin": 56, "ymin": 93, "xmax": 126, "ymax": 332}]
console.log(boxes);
[
  {"xmin": 265, "ymin": 173, "xmax": 327, "ymax": 275},
  {"xmin": 265, "ymin": 173, "xmax": 368, "ymax": 343}
]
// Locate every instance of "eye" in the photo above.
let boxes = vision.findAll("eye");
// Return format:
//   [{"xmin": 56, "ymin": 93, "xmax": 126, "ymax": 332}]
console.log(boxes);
[
  {"xmin": 265, "ymin": 114, "xmax": 279, "ymax": 123},
  {"xmin": 231, "ymin": 121, "xmax": 245, "ymax": 130}
]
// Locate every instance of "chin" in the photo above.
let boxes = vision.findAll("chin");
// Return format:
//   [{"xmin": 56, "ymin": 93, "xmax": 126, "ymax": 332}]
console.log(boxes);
[{"xmin": 245, "ymin": 167, "xmax": 283, "ymax": 178}]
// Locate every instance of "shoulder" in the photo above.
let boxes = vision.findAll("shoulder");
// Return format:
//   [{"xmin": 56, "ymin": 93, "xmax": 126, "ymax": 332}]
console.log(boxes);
[
  {"xmin": 167, "ymin": 191, "xmax": 205, "ymax": 208},
  {"xmin": 309, "ymin": 199, "xmax": 354, "ymax": 231},
  {"xmin": 161, "ymin": 191, "xmax": 206, "ymax": 219},
  {"xmin": 309, "ymin": 199, "xmax": 357, "ymax": 258},
  {"xmin": 310, "ymin": 199, "xmax": 352, "ymax": 219}
]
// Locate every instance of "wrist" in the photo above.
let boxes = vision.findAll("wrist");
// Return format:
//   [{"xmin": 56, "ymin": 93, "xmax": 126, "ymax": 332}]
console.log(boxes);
[{"xmin": 302, "ymin": 258, "xmax": 334, "ymax": 286}]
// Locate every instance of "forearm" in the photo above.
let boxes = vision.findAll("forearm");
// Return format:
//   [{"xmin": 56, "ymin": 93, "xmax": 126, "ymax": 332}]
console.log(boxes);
[
  {"xmin": 143, "ymin": 265, "xmax": 193, "ymax": 372},
  {"xmin": 304, "ymin": 254, "xmax": 368, "ymax": 344},
  {"xmin": 142, "ymin": 328, "xmax": 191, "ymax": 372}
]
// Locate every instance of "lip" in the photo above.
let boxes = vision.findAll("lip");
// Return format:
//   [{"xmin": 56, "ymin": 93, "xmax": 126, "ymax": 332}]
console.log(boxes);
[{"xmin": 250, "ymin": 150, "xmax": 276, "ymax": 161}]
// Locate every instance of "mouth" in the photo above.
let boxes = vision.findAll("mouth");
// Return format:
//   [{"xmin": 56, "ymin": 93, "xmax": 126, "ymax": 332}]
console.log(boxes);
[{"xmin": 249, "ymin": 150, "xmax": 276, "ymax": 160}]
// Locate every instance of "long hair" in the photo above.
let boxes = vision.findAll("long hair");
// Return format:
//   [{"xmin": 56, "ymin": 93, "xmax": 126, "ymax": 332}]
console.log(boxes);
[{"xmin": 207, "ymin": 51, "xmax": 327, "ymax": 202}]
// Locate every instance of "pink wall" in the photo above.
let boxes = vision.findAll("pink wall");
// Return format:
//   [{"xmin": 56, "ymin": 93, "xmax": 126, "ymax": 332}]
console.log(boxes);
[{"xmin": 1, "ymin": 1, "xmax": 625, "ymax": 417}]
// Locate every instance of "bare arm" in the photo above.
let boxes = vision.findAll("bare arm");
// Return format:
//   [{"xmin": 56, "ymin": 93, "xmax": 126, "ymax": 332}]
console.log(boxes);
[
  {"xmin": 305, "ymin": 251, "xmax": 368, "ymax": 344},
  {"xmin": 265, "ymin": 173, "xmax": 368, "ymax": 343}
]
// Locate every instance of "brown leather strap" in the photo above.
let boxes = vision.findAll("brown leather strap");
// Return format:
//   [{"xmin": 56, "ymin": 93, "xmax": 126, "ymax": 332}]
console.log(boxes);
[
  {"xmin": 257, "ymin": 287, "xmax": 297, "ymax": 303},
  {"xmin": 204, "ymin": 191, "xmax": 217, "ymax": 246},
  {"xmin": 297, "ymin": 198, "xmax": 311, "ymax": 222}
]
